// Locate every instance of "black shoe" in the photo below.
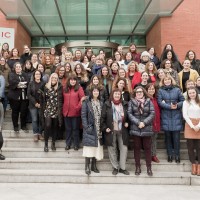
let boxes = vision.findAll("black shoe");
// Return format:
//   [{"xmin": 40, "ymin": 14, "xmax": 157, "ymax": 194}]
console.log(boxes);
[
  {"xmin": 21, "ymin": 127, "xmax": 29, "ymax": 133},
  {"xmin": 14, "ymin": 127, "xmax": 19, "ymax": 133},
  {"xmin": 65, "ymin": 145, "xmax": 70, "ymax": 150},
  {"xmin": 147, "ymin": 167, "xmax": 153, "ymax": 176},
  {"xmin": 74, "ymin": 146, "xmax": 79, "ymax": 151},
  {"xmin": 168, "ymin": 155, "xmax": 173, "ymax": 163},
  {"xmin": 119, "ymin": 168, "xmax": 130, "ymax": 175},
  {"xmin": 44, "ymin": 145, "xmax": 49, "ymax": 152},
  {"xmin": 91, "ymin": 157, "xmax": 100, "ymax": 173},
  {"xmin": 85, "ymin": 158, "xmax": 91, "ymax": 175},
  {"xmin": 112, "ymin": 168, "xmax": 118, "ymax": 175},
  {"xmin": 51, "ymin": 142, "xmax": 56, "ymax": 151},
  {"xmin": 135, "ymin": 166, "xmax": 141, "ymax": 175},
  {"xmin": 0, "ymin": 154, "xmax": 5, "ymax": 160},
  {"xmin": 175, "ymin": 156, "xmax": 180, "ymax": 163}
]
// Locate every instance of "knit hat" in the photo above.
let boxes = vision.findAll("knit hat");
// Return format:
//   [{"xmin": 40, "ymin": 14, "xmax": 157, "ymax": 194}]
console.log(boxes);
[{"xmin": 140, "ymin": 51, "xmax": 150, "ymax": 59}]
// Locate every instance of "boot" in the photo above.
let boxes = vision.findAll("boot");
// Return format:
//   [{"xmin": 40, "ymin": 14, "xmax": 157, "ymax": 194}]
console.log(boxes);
[
  {"xmin": 51, "ymin": 141, "xmax": 56, "ymax": 151},
  {"xmin": 147, "ymin": 166, "xmax": 153, "ymax": 176},
  {"xmin": 85, "ymin": 157, "xmax": 91, "ymax": 175},
  {"xmin": 197, "ymin": 164, "xmax": 200, "ymax": 176},
  {"xmin": 135, "ymin": 166, "xmax": 141, "ymax": 175},
  {"xmin": 44, "ymin": 144, "xmax": 48, "ymax": 152},
  {"xmin": 192, "ymin": 164, "xmax": 197, "ymax": 175},
  {"xmin": 91, "ymin": 157, "xmax": 100, "ymax": 173}
]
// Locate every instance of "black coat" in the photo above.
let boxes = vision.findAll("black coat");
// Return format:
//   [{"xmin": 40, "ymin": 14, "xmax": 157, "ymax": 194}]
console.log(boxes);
[
  {"xmin": 81, "ymin": 98, "xmax": 103, "ymax": 147},
  {"xmin": 100, "ymin": 100, "xmax": 129, "ymax": 146},
  {"xmin": 39, "ymin": 83, "xmax": 63, "ymax": 128},
  {"xmin": 8, "ymin": 72, "xmax": 29, "ymax": 101},
  {"xmin": 128, "ymin": 98, "xmax": 155, "ymax": 137}
]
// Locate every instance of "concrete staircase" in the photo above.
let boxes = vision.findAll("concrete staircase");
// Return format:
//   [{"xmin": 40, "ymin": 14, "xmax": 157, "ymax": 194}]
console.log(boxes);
[{"xmin": 1, "ymin": 112, "xmax": 200, "ymax": 185}]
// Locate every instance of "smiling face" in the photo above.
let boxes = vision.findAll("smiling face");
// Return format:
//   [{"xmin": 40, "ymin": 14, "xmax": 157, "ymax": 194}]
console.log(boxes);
[
  {"xmin": 34, "ymin": 71, "xmax": 41, "ymax": 81},
  {"xmin": 92, "ymin": 76, "xmax": 99, "ymax": 85},
  {"xmin": 15, "ymin": 63, "xmax": 22, "ymax": 74},
  {"xmin": 101, "ymin": 67, "xmax": 108, "ymax": 76},
  {"xmin": 75, "ymin": 65, "xmax": 82, "ymax": 74},
  {"xmin": 119, "ymin": 69, "xmax": 126, "ymax": 78},
  {"xmin": 147, "ymin": 85, "xmax": 155, "ymax": 97},
  {"xmin": 163, "ymin": 77, "xmax": 172, "ymax": 86},
  {"xmin": 37, "ymin": 64, "xmax": 44, "ymax": 73},
  {"xmin": 183, "ymin": 60, "xmax": 191, "ymax": 70},
  {"xmin": 117, "ymin": 80, "xmax": 125, "ymax": 91},
  {"xmin": 92, "ymin": 88, "xmax": 100, "ymax": 99},
  {"xmin": 188, "ymin": 88, "xmax": 197, "ymax": 100},
  {"xmin": 111, "ymin": 63, "xmax": 119, "ymax": 72},
  {"xmin": 51, "ymin": 75, "xmax": 58, "ymax": 85},
  {"xmin": 113, "ymin": 91, "xmax": 121, "ymax": 101},
  {"xmin": 69, "ymin": 78, "xmax": 77, "ymax": 86},
  {"xmin": 158, "ymin": 69, "xmax": 165, "ymax": 79},
  {"xmin": 141, "ymin": 72, "xmax": 149, "ymax": 82},
  {"xmin": 135, "ymin": 88, "xmax": 144, "ymax": 99},
  {"xmin": 148, "ymin": 62, "xmax": 154, "ymax": 71},
  {"xmin": 58, "ymin": 67, "xmax": 65, "ymax": 77},
  {"xmin": 167, "ymin": 51, "xmax": 172, "ymax": 60}
]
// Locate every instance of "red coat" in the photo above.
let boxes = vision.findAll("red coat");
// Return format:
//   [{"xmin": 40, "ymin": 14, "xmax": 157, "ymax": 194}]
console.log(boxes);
[
  {"xmin": 129, "ymin": 71, "xmax": 141, "ymax": 89},
  {"xmin": 151, "ymin": 97, "xmax": 161, "ymax": 132},
  {"xmin": 63, "ymin": 86, "xmax": 85, "ymax": 117}
]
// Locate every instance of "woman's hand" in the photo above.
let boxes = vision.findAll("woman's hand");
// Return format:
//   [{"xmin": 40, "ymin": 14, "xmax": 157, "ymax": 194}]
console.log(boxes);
[
  {"xmin": 171, "ymin": 103, "xmax": 177, "ymax": 109},
  {"xmin": 124, "ymin": 122, "xmax": 128, "ymax": 128},
  {"xmin": 138, "ymin": 122, "xmax": 145, "ymax": 129},
  {"xmin": 106, "ymin": 128, "xmax": 111, "ymax": 133}
]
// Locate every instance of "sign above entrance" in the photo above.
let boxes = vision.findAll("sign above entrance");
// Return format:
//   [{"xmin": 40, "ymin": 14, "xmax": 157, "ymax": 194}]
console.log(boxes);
[{"xmin": 0, "ymin": 27, "xmax": 15, "ymax": 50}]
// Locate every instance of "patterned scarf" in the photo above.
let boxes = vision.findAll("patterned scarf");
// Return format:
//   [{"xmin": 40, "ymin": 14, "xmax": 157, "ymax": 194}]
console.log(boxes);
[{"xmin": 135, "ymin": 97, "xmax": 145, "ymax": 114}]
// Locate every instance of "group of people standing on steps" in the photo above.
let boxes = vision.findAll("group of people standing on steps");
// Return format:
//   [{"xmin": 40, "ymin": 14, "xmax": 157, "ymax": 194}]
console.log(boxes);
[{"xmin": 0, "ymin": 43, "xmax": 200, "ymax": 177}]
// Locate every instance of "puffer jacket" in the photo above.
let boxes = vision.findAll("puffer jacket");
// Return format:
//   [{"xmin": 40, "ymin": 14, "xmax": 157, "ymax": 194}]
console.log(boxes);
[
  {"xmin": 128, "ymin": 98, "xmax": 155, "ymax": 137},
  {"xmin": 81, "ymin": 97, "xmax": 103, "ymax": 147},
  {"xmin": 157, "ymin": 85, "xmax": 184, "ymax": 131}
]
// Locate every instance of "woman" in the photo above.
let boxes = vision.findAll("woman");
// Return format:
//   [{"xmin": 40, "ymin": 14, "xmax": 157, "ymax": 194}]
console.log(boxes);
[
  {"xmin": 110, "ymin": 61, "xmax": 120, "ymax": 79},
  {"xmin": 28, "ymin": 70, "xmax": 45, "ymax": 141},
  {"xmin": 183, "ymin": 87, "xmax": 200, "ymax": 175},
  {"xmin": 39, "ymin": 73, "xmax": 63, "ymax": 152},
  {"xmin": 55, "ymin": 65, "xmax": 67, "ymax": 87},
  {"xmin": 101, "ymin": 89, "xmax": 130, "ymax": 175},
  {"xmin": 114, "ymin": 51, "xmax": 125, "ymax": 68},
  {"xmin": 0, "ymin": 42, "xmax": 9, "ymax": 56},
  {"xmin": 0, "ymin": 57, "xmax": 10, "ymax": 111},
  {"xmin": 105, "ymin": 57, "xmax": 113, "ymax": 68},
  {"xmin": 74, "ymin": 63, "xmax": 89, "ymax": 93},
  {"xmin": 145, "ymin": 61, "xmax": 157, "ymax": 84},
  {"xmin": 155, "ymin": 68, "xmax": 166, "ymax": 89},
  {"xmin": 127, "ymin": 61, "xmax": 141, "ymax": 89},
  {"xmin": 157, "ymin": 74, "xmax": 184, "ymax": 163},
  {"xmin": 196, "ymin": 76, "xmax": 200, "ymax": 94},
  {"xmin": 8, "ymin": 62, "xmax": 29, "ymax": 132},
  {"xmin": 0, "ymin": 99, "xmax": 5, "ymax": 160},
  {"xmin": 42, "ymin": 54, "xmax": 56, "ymax": 76},
  {"xmin": 81, "ymin": 87, "xmax": 104, "ymax": 175},
  {"xmin": 23, "ymin": 60, "xmax": 35, "ymax": 82},
  {"xmin": 128, "ymin": 86, "xmax": 155, "ymax": 176},
  {"xmin": 86, "ymin": 75, "xmax": 108, "ymax": 103},
  {"xmin": 161, "ymin": 59, "xmax": 179, "ymax": 85},
  {"xmin": 99, "ymin": 66, "xmax": 113, "ymax": 96},
  {"xmin": 36, "ymin": 63, "xmax": 49, "ymax": 83},
  {"xmin": 185, "ymin": 50, "xmax": 200, "ymax": 74},
  {"xmin": 148, "ymin": 47, "xmax": 160, "ymax": 69},
  {"xmin": 129, "ymin": 43, "xmax": 140, "ymax": 64},
  {"xmin": 31, "ymin": 54, "xmax": 39, "ymax": 69},
  {"xmin": 178, "ymin": 60, "xmax": 199, "ymax": 93},
  {"xmin": 161, "ymin": 49, "xmax": 182, "ymax": 72},
  {"xmin": 135, "ymin": 71, "xmax": 150, "ymax": 88},
  {"xmin": 124, "ymin": 52, "xmax": 133, "ymax": 71},
  {"xmin": 7, "ymin": 48, "xmax": 21, "ymax": 71},
  {"xmin": 146, "ymin": 83, "xmax": 161, "ymax": 163},
  {"xmin": 64, "ymin": 62, "xmax": 74, "ymax": 79},
  {"xmin": 112, "ymin": 77, "xmax": 130, "ymax": 102},
  {"xmin": 63, "ymin": 75, "xmax": 85, "ymax": 150}
]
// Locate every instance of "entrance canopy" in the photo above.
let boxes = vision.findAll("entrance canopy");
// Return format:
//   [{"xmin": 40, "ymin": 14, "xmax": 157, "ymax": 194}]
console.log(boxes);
[{"xmin": 0, "ymin": 0, "xmax": 183, "ymax": 45}]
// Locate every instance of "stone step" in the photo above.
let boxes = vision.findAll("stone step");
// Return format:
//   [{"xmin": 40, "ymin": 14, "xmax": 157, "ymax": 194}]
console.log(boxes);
[
  {"xmin": 2, "ymin": 138, "xmax": 187, "ymax": 149},
  {"xmin": 2, "ymin": 148, "xmax": 189, "ymax": 160},
  {"xmin": 0, "ymin": 158, "xmax": 192, "ymax": 172},
  {"xmin": 0, "ymin": 169, "xmax": 198, "ymax": 185}
]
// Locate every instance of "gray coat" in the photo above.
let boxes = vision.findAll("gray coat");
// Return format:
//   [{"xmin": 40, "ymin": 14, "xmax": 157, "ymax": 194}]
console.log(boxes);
[
  {"xmin": 81, "ymin": 98, "xmax": 103, "ymax": 147},
  {"xmin": 128, "ymin": 98, "xmax": 155, "ymax": 137}
]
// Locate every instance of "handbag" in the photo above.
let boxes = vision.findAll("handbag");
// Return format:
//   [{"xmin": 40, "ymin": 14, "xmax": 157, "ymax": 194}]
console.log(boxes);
[{"xmin": 184, "ymin": 118, "xmax": 200, "ymax": 139}]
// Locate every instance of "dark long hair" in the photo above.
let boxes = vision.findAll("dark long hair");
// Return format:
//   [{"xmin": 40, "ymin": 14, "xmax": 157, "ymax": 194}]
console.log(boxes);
[
  {"xmin": 65, "ymin": 74, "xmax": 80, "ymax": 93},
  {"xmin": 186, "ymin": 87, "xmax": 200, "ymax": 106}
]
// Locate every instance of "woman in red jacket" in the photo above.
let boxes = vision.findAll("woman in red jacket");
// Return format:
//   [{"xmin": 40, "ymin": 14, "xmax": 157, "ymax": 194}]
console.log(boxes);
[
  {"xmin": 63, "ymin": 74, "xmax": 85, "ymax": 150},
  {"xmin": 127, "ymin": 61, "xmax": 141, "ymax": 89},
  {"xmin": 146, "ymin": 83, "xmax": 161, "ymax": 163}
]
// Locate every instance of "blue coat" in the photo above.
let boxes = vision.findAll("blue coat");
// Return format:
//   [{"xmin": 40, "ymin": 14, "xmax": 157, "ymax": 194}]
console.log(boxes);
[
  {"xmin": 128, "ymin": 98, "xmax": 155, "ymax": 137},
  {"xmin": 81, "ymin": 98, "xmax": 103, "ymax": 147},
  {"xmin": 157, "ymin": 85, "xmax": 184, "ymax": 131}
]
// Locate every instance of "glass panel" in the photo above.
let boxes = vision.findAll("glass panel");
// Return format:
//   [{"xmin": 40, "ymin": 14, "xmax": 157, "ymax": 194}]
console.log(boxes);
[
  {"xmin": 58, "ymin": 0, "xmax": 86, "ymax": 34},
  {"xmin": 88, "ymin": 0, "xmax": 118, "ymax": 34},
  {"xmin": 111, "ymin": 0, "xmax": 151, "ymax": 34},
  {"xmin": 31, "ymin": 37, "xmax": 51, "ymax": 47},
  {"xmin": 25, "ymin": 0, "xmax": 64, "ymax": 34},
  {"xmin": 135, "ymin": 0, "xmax": 183, "ymax": 33}
]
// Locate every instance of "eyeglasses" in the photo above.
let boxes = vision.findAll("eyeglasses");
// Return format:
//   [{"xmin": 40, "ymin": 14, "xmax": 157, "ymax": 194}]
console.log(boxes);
[{"xmin": 136, "ymin": 91, "xmax": 143, "ymax": 93}]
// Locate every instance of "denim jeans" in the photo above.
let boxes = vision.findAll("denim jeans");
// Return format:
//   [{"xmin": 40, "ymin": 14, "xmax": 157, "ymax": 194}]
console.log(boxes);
[
  {"xmin": 64, "ymin": 116, "xmax": 80, "ymax": 147},
  {"xmin": 164, "ymin": 131, "xmax": 180, "ymax": 156},
  {"xmin": 29, "ymin": 107, "xmax": 42, "ymax": 135}
]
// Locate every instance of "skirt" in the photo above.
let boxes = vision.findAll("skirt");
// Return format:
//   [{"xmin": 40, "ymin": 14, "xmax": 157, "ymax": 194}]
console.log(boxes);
[
  {"xmin": 184, "ymin": 118, "xmax": 200, "ymax": 139},
  {"xmin": 82, "ymin": 140, "xmax": 104, "ymax": 161}
]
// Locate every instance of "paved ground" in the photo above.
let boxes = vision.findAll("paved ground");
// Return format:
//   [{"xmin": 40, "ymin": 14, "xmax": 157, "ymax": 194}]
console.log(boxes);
[{"xmin": 0, "ymin": 183, "xmax": 199, "ymax": 200}]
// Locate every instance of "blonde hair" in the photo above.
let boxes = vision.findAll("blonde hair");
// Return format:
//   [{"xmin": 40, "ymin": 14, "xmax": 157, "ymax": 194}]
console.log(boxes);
[
  {"xmin": 127, "ymin": 61, "xmax": 139, "ymax": 72},
  {"xmin": 45, "ymin": 73, "xmax": 59, "ymax": 90},
  {"xmin": 159, "ymin": 74, "xmax": 177, "ymax": 87}
]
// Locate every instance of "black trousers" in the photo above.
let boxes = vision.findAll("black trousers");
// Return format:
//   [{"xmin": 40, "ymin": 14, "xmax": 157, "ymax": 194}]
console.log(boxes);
[
  {"xmin": 44, "ymin": 117, "xmax": 58, "ymax": 145},
  {"xmin": 187, "ymin": 139, "xmax": 200, "ymax": 164},
  {"xmin": 9, "ymin": 99, "xmax": 29, "ymax": 129},
  {"xmin": 0, "ymin": 131, "xmax": 3, "ymax": 150}
]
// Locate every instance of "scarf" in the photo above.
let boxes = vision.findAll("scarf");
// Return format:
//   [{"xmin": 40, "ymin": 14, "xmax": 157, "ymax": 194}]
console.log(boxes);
[
  {"xmin": 112, "ymin": 99, "xmax": 121, "ymax": 105},
  {"xmin": 111, "ymin": 101, "xmax": 124, "ymax": 130},
  {"xmin": 135, "ymin": 97, "xmax": 145, "ymax": 114}
]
